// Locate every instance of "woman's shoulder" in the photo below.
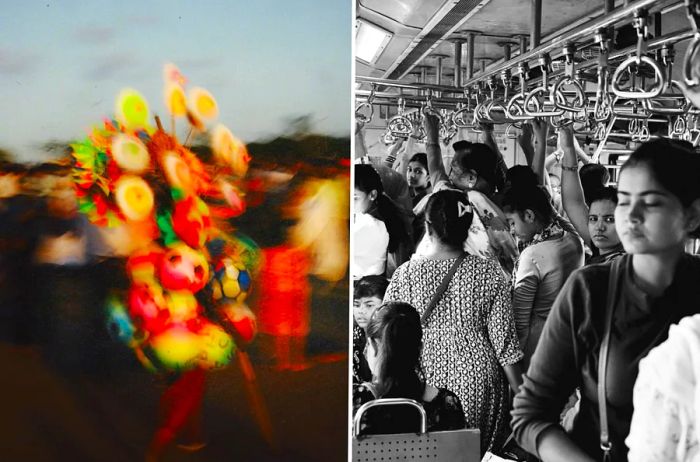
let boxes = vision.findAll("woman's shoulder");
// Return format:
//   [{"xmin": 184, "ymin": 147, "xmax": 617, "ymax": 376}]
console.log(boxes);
[{"xmin": 459, "ymin": 253, "xmax": 509, "ymax": 281}]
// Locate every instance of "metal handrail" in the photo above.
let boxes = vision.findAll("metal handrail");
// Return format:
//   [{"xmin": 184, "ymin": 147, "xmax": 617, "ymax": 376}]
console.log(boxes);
[{"xmin": 353, "ymin": 398, "xmax": 428, "ymax": 437}]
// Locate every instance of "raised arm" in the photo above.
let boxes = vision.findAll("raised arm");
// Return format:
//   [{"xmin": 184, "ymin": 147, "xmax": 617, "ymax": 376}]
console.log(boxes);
[
  {"xmin": 423, "ymin": 113, "xmax": 449, "ymax": 187},
  {"xmin": 383, "ymin": 138, "xmax": 405, "ymax": 168},
  {"xmin": 394, "ymin": 125, "xmax": 420, "ymax": 177},
  {"xmin": 573, "ymin": 136, "xmax": 593, "ymax": 165},
  {"xmin": 517, "ymin": 122, "xmax": 535, "ymax": 167},
  {"xmin": 559, "ymin": 127, "xmax": 591, "ymax": 246},
  {"xmin": 480, "ymin": 123, "xmax": 508, "ymax": 189},
  {"xmin": 355, "ymin": 121, "xmax": 368, "ymax": 159},
  {"xmin": 531, "ymin": 118, "xmax": 549, "ymax": 185}
]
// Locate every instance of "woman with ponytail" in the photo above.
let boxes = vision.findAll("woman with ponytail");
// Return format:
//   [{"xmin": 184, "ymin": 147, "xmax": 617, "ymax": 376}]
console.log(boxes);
[
  {"xmin": 352, "ymin": 301, "xmax": 465, "ymax": 435},
  {"xmin": 383, "ymin": 189, "xmax": 523, "ymax": 455}
]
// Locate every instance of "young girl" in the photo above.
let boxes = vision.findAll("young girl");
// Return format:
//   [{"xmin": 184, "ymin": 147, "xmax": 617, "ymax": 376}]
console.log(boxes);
[
  {"xmin": 558, "ymin": 127, "xmax": 624, "ymax": 264},
  {"xmin": 352, "ymin": 302, "xmax": 465, "ymax": 435},
  {"xmin": 512, "ymin": 139, "xmax": 700, "ymax": 462},
  {"xmin": 353, "ymin": 164, "xmax": 408, "ymax": 279},
  {"xmin": 352, "ymin": 275, "xmax": 389, "ymax": 384},
  {"xmin": 501, "ymin": 184, "xmax": 584, "ymax": 369}
]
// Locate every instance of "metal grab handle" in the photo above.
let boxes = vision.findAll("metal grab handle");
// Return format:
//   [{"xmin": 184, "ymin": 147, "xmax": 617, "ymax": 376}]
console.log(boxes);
[
  {"xmin": 452, "ymin": 106, "xmax": 475, "ymax": 128},
  {"xmin": 550, "ymin": 115, "xmax": 575, "ymax": 129},
  {"xmin": 353, "ymin": 398, "xmax": 428, "ymax": 437},
  {"xmin": 382, "ymin": 131, "xmax": 398, "ymax": 146},
  {"xmin": 611, "ymin": 95, "xmax": 652, "ymax": 119},
  {"xmin": 506, "ymin": 94, "xmax": 536, "ymax": 121},
  {"xmin": 611, "ymin": 55, "xmax": 665, "ymax": 98},
  {"xmin": 486, "ymin": 99, "xmax": 518, "ymax": 124},
  {"xmin": 474, "ymin": 101, "xmax": 494, "ymax": 123},
  {"xmin": 355, "ymin": 101, "xmax": 374, "ymax": 125},
  {"xmin": 524, "ymin": 87, "xmax": 565, "ymax": 117},
  {"xmin": 551, "ymin": 76, "xmax": 587, "ymax": 112},
  {"xmin": 643, "ymin": 81, "xmax": 690, "ymax": 115},
  {"xmin": 683, "ymin": 37, "xmax": 700, "ymax": 87},
  {"xmin": 669, "ymin": 115, "xmax": 688, "ymax": 138},
  {"xmin": 595, "ymin": 96, "xmax": 612, "ymax": 122},
  {"xmin": 505, "ymin": 124, "xmax": 519, "ymax": 139},
  {"xmin": 387, "ymin": 115, "xmax": 413, "ymax": 137}
]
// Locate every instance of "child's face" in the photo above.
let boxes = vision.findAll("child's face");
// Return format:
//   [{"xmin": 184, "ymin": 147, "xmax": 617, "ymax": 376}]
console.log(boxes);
[{"xmin": 352, "ymin": 296, "xmax": 382, "ymax": 329}]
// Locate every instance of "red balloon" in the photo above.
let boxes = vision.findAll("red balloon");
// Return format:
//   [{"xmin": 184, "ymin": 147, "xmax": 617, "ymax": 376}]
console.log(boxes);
[
  {"xmin": 128, "ymin": 284, "xmax": 170, "ymax": 335},
  {"xmin": 159, "ymin": 244, "xmax": 210, "ymax": 292}
]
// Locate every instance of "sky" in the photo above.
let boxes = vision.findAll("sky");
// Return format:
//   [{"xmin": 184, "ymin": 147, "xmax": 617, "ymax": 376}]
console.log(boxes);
[{"xmin": 0, "ymin": 0, "xmax": 351, "ymax": 162}]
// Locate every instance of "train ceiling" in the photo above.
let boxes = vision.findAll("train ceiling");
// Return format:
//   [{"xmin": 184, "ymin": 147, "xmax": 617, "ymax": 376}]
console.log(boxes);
[{"xmin": 356, "ymin": 0, "xmax": 691, "ymax": 90}]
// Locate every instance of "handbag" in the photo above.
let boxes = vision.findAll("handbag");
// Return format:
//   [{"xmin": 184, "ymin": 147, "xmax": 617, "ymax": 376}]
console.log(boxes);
[
  {"xmin": 598, "ymin": 257, "xmax": 623, "ymax": 461},
  {"xmin": 420, "ymin": 253, "xmax": 467, "ymax": 325}
]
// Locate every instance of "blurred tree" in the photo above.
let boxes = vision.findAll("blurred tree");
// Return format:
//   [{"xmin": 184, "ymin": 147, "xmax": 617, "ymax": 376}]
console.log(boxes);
[{"xmin": 0, "ymin": 147, "xmax": 15, "ymax": 163}]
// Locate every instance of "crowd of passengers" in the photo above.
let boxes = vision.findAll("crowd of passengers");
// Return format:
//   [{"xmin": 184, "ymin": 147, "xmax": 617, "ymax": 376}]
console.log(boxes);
[{"xmin": 352, "ymin": 108, "xmax": 700, "ymax": 462}]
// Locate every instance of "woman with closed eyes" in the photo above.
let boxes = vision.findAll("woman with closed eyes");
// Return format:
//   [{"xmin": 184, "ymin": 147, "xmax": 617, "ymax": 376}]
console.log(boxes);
[{"xmin": 511, "ymin": 138, "xmax": 700, "ymax": 462}]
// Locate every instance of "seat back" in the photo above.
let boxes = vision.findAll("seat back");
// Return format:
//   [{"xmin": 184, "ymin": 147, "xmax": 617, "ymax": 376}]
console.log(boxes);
[{"xmin": 352, "ymin": 398, "xmax": 480, "ymax": 462}]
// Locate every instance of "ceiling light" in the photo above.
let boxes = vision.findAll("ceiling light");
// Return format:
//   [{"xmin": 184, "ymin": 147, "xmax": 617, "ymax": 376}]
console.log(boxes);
[{"xmin": 355, "ymin": 19, "xmax": 392, "ymax": 64}]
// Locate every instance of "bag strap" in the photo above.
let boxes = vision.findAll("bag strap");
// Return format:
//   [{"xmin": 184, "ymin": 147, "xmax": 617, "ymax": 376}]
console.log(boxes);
[
  {"xmin": 598, "ymin": 257, "xmax": 623, "ymax": 461},
  {"xmin": 421, "ymin": 253, "xmax": 466, "ymax": 326}
]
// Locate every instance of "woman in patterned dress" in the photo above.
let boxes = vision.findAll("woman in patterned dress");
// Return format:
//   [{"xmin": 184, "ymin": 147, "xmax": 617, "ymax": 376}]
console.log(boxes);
[
  {"xmin": 416, "ymin": 113, "xmax": 518, "ymax": 277},
  {"xmin": 384, "ymin": 189, "xmax": 523, "ymax": 454}
]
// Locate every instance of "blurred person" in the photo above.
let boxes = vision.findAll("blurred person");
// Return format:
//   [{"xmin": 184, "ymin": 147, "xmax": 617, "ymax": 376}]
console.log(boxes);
[
  {"xmin": 28, "ymin": 164, "xmax": 97, "ymax": 368},
  {"xmin": 384, "ymin": 189, "xmax": 523, "ymax": 454},
  {"xmin": 353, "ymin": 164, "xmax": 409, "ymax": 279},
  {"xmin": 0, "ymin": 162, "xmax": 36, "ymax": 344},
  {"xmin": 512, "ymin": 139, "xmax": 700, "ymax": 462},
  {"xmin": 256, "ymin": 214, "xmax": 312, "ymax": 371},
  {"xmin": 289, "ymin": 174, "xmax": 349, "ymax": 283},
  {"xmin": 501, "ymin": 184, "xmax": 584, "ymax": 369},
  {"xmin": 352, "ymin": 301, "xmax": 466, "ymax": 435},
  {"xmin": 352, "ymin": 275, "xmax": 389, "ymax": 384}
]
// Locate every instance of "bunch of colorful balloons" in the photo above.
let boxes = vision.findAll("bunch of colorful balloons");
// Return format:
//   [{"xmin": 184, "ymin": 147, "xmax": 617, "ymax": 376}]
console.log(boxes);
[{"xmin": 72, "ymin": 64, "xmax": 258, "ymax": 373}]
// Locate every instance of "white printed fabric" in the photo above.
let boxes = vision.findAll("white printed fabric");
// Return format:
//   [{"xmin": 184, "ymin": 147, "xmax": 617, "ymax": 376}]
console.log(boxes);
[{"xmin": 384, "ymin": 255, "xmax": 523, "ymax": 452}]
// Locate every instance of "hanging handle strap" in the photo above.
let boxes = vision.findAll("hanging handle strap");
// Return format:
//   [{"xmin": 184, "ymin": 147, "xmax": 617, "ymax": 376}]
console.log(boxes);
[
  {"xmin": 421, "ymin": 253, "xmax": 466, "ymax": 325},
  {"xmin": 598, "ymin": 257, "xmax": 623, "ymax": 462}
]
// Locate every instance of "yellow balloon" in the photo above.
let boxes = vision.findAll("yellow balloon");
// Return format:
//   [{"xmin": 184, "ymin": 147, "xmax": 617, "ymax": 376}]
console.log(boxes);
[
  {"xmin": 188, "ymin": 87, "xmax": 218, "ymax": 121},
  {"xmin": 115, "ymin": 88, "xmax": 150, "ymax": 130},
  {"xmin": 197, "ymin": 323, "xmax": 235, "ymax": 369},
  {"xmin": 164, "ymin": 83, "xmax": 187, "ymax": 117},
  {"xmin": 114, "ymin": 175, "xmax": 155, "ymax": 221},
  {"xmin": 150, "ymin": 326, "xmax": 201, "ymax": 371},
  {"xmin": 111, "ymin": 134, "xmax": 150, "ymax": 173},
  {"xmin": 164, "ymin": 290, "xmax": 199, "ymax": 323}
]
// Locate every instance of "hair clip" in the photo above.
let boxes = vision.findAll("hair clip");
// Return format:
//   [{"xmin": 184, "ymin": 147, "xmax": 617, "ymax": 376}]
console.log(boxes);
[{"xmin": 457, "ymin": 201, "xmax": 472, "ymax": 217}]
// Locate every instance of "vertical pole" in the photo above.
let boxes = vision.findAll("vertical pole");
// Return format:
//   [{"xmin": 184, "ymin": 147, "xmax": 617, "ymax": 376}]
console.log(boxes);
[
  {"xmin": 467, "ymin": 32, "xmax": 475, "ymax": 79},
  {"xmin": 530, "ymin": 0, "xmax": 542, "ymax": 51},
  {"xmin": 605, "ymin": 0, "xmax": 615, "ymax": 48},
  {"xmin": 453, "ymin": 40, "xmax": 464, "ymax": 88},
  {"xmin": 520, "ymin": 35, "xmax": 528, "ymax": 55},
  {"xmin": 653, "ymin": 11, "xmax": 662, "ymax": 37},
  {"xmin": 436, "ymin": 56, "xmax": 444, "ymax": 86},
  {"xmin": 503, "ymin": 43, "xmax": 511, "ymax": 61}
]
